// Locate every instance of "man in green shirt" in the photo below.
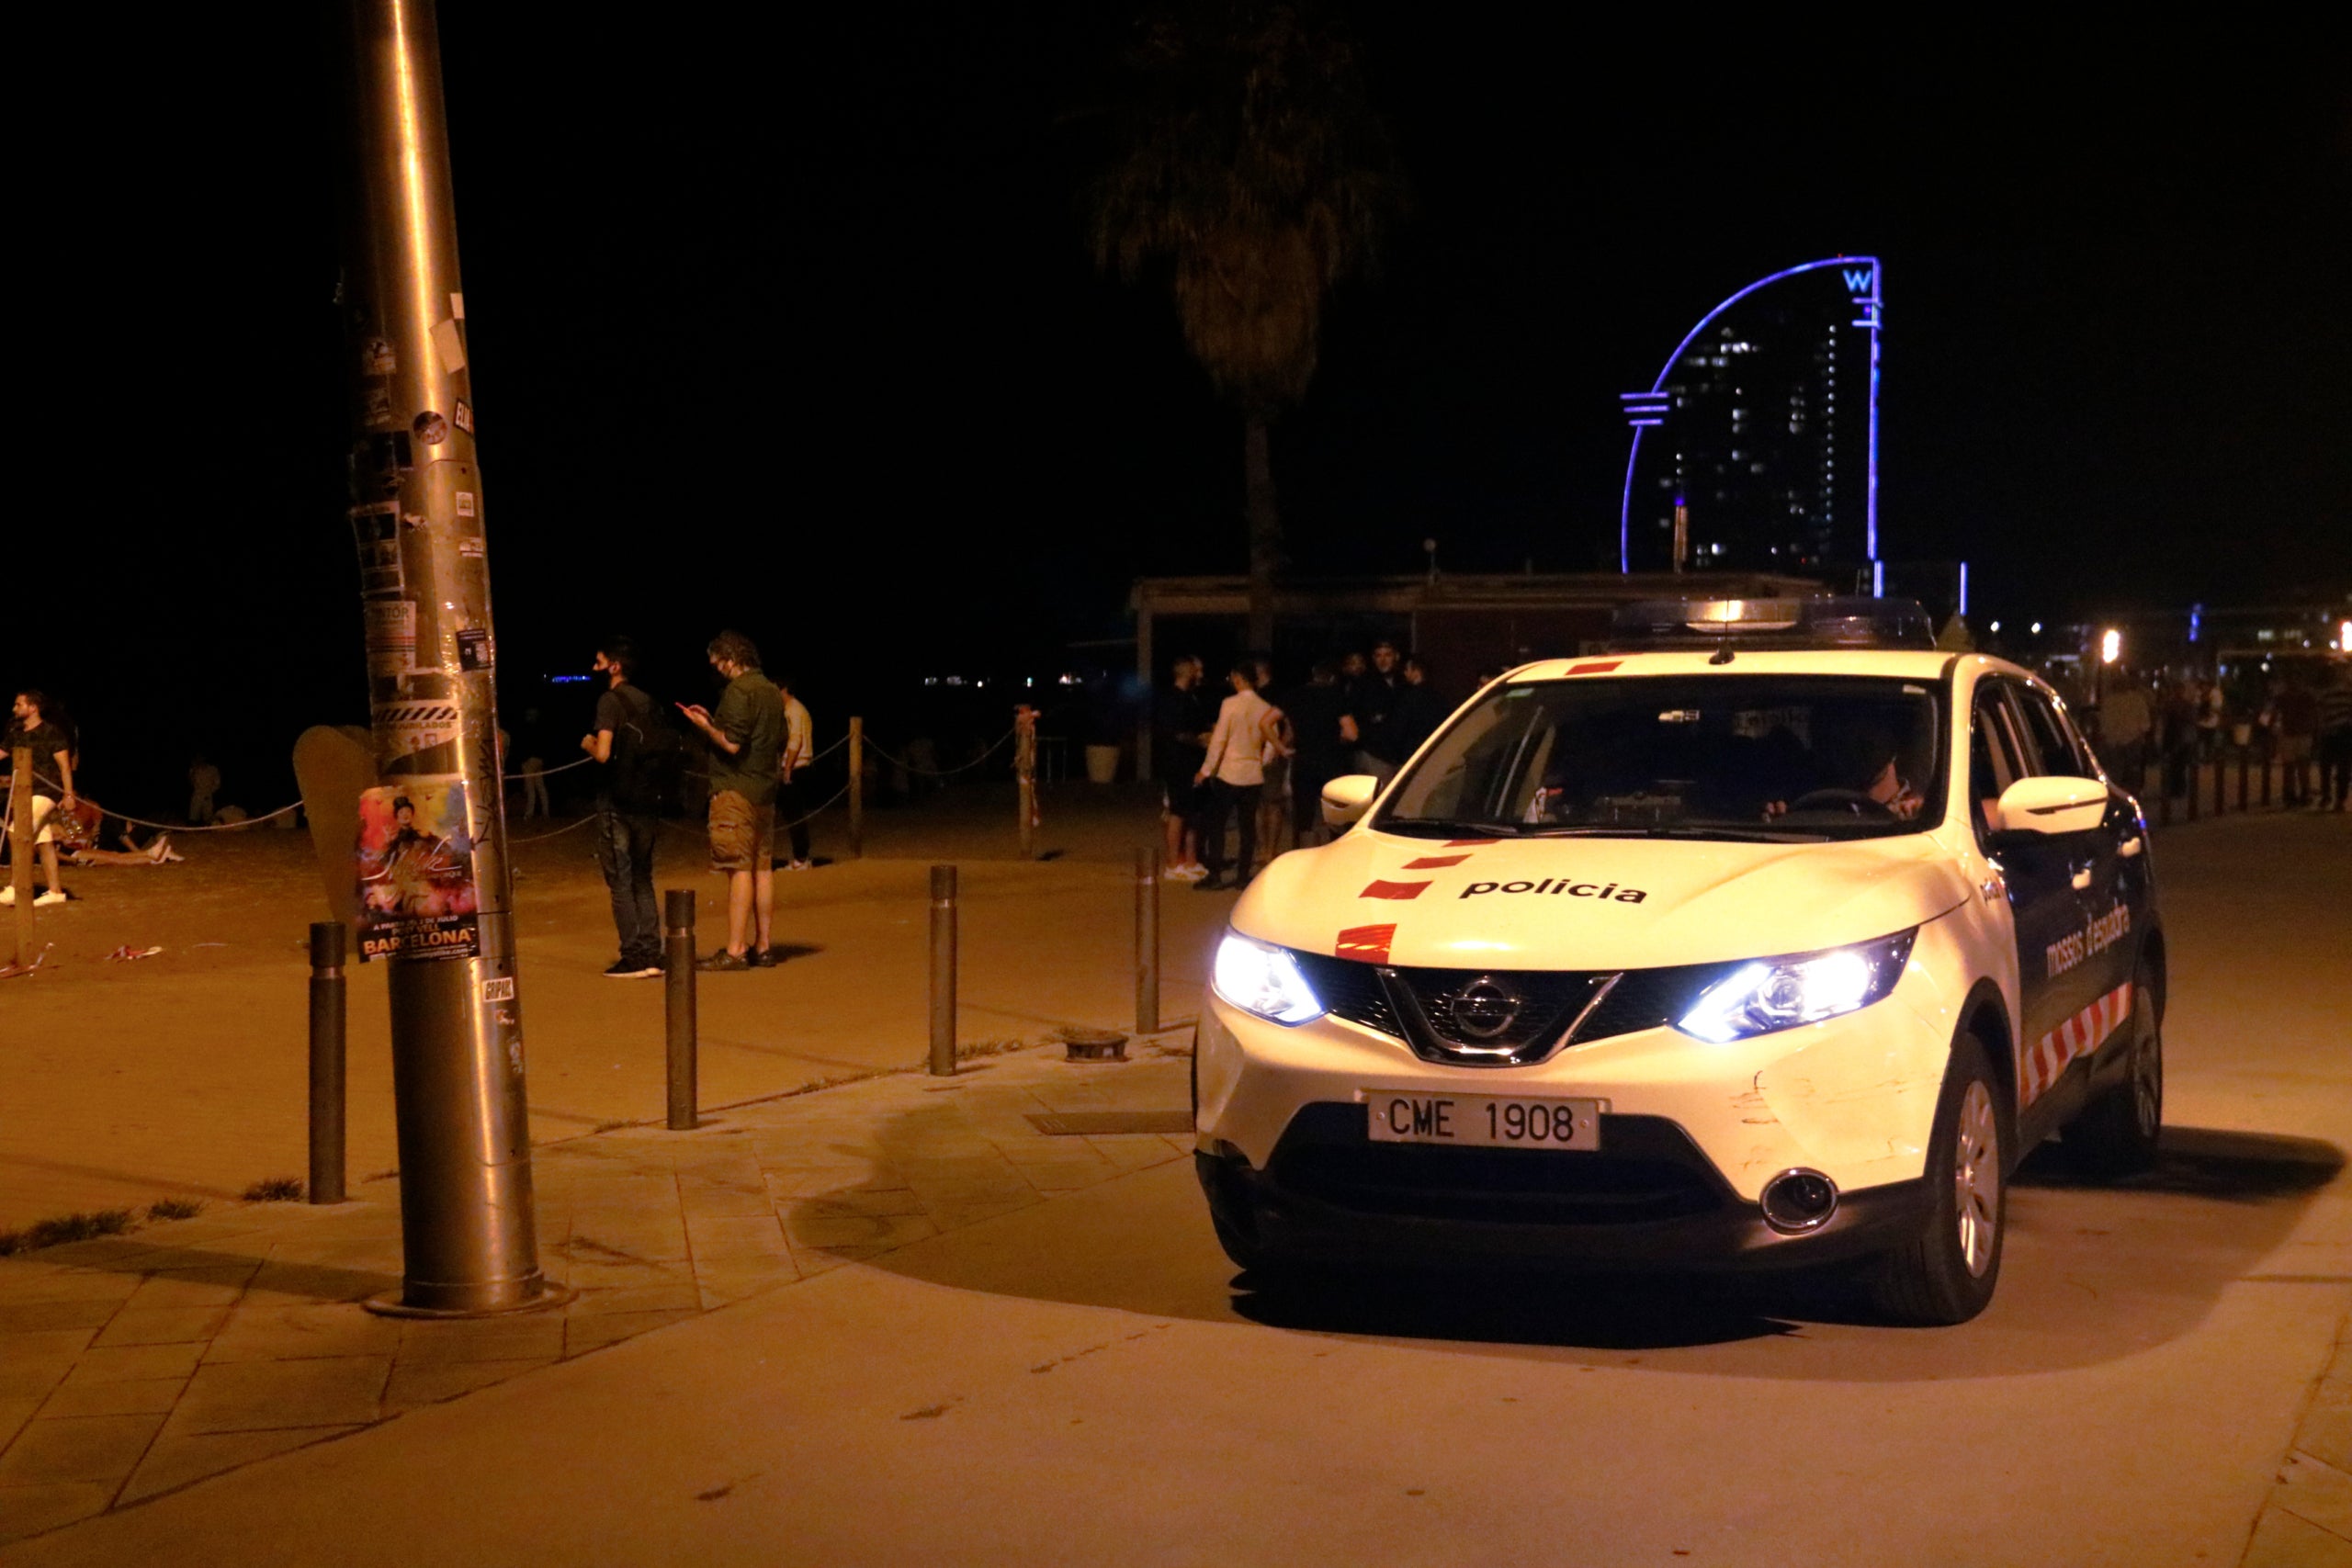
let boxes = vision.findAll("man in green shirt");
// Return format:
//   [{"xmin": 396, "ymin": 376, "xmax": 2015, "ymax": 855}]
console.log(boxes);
[{"xmin": 679, "ymin": 629, "xmax": 786, "ymax": 969}]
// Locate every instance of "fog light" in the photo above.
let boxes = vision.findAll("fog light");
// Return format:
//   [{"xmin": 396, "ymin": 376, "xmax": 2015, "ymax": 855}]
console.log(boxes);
[{"xmin": 1759, "ymin": 1168, "xmax": 1838, "ymax": 1234}]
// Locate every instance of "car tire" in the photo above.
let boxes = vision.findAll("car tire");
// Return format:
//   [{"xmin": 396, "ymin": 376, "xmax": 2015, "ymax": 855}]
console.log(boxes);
[
  {"xmin": 1869, "ymin": 1029, "xmax": 2006, "ymax": 1325},
  {"xmin": 2065, "ymin": 963, "xmax": 2164, "ymax": 1177}
]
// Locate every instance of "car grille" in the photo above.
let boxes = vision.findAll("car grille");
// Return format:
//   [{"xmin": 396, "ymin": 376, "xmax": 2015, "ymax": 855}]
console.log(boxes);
[
  {"xmin": 1289, "ymin": 951, "xmax": 1737, "ymax": 1067},
  {"xmin": 1268, "ymin": 1103, "xmax": 1726, "ymax": 1226}
]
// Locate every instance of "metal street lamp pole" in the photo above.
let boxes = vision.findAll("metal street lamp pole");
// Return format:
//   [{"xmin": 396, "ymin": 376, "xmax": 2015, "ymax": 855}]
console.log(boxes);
[{"xmin": 341, "ymin": 0, "xmax": 560, "ymax": 1316}]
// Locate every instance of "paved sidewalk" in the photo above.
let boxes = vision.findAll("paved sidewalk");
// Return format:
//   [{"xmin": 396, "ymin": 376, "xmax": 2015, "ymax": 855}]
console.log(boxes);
[{"xmin": 0, "ymin": 1037, "xmax": 1195, "ymax": 1544}]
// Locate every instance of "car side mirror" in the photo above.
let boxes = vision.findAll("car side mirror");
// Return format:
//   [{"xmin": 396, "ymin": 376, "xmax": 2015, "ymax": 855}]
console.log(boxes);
[
  {"xmin": 1993, "ymin": 775, "xmax": 2108, "ymax": 838},
  {"xmin": 1320, "ymin": 774, "xmax": 1380, "ymax": 828}
]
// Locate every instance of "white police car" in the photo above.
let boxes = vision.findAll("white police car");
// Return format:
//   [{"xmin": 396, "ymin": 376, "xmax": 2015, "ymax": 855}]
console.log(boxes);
[{"xmin": 1194, "ymin": 599, "xmax": 2165, "ymax": 1324}]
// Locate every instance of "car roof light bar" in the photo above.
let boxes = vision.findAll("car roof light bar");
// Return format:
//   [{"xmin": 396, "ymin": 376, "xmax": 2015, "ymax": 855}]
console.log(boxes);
[{"xmin": 1607, "ymin": 596, "xmax": 1936, "ymax": 651}]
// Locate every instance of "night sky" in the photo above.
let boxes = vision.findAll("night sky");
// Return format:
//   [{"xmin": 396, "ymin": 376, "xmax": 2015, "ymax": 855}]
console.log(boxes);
[{"xmin": 19, "ymin": 8, "xmax": 2350, "ymax": 811}]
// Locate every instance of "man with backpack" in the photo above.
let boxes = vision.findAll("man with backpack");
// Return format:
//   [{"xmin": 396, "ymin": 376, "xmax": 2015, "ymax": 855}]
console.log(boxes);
[{"xmin": 582, "ymin": 637, "xmax": 671, "ymax": 977}]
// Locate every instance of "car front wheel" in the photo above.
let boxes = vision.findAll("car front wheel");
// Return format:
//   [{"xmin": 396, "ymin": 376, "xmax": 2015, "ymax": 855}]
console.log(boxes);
[{"xmin": 1870, "ymin": 1030, "xmax": 2006, "ymax": 1325}]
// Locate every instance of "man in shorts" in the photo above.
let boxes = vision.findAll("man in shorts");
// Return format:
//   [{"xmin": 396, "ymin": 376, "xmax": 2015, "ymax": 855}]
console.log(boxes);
[
  {"xmin": 678, "ymin": 630, "xmax": 786, "ymax": 969},
  {"xmin": 2, "ymin": 689, "xmax": 76, "ymax": 908}
]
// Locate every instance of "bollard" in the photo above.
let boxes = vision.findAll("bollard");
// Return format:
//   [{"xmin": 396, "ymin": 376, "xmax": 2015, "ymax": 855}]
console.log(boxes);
[
  {"xmin": 1014, "ymin": 706, "xmax": 1038, "ymax": 861},
  {"xmin": 2236, "ymin": 751, "xmax": 2249, "ymax": 812},
  {"xmin": 848, "ymin": 716, "xmax": 865, "ymax": 860},
  {"xmin": 929, "ymin": 865, "xmax": 957, "ymax": 1076},
  {"xmin": 308, "ymin": 922, "xmax": 347, "ymax": 1204},
  {"xmin": 2260, "ymin": 755, "xmax": 2273, "ymax": 809},
  {"xmin": 2187, "ymin": 759, "xmax": 2200, "ymax": 821},
  {"xmin": 664, "ymin": 889, "xmax": 697, "ymax": 1130},
  {"xmin": 1135, "ymin": 847, "xmax": 1160, "ymax": 1034}
]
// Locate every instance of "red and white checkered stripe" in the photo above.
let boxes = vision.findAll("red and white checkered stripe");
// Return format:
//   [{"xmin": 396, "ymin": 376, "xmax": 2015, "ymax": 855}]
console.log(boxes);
[{"xmin": 2020, "ymin": 980, "xmax": 2134, "ymax": 1105}]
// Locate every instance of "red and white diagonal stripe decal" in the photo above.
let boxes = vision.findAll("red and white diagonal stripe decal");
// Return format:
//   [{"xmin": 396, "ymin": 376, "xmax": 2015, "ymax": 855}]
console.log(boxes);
[
  {"xmin": 1358, "ymin": 879, "xmax": 1432, "ymax": 900},
  {"xmin": 2020, "ymin": 981, "xmax": 2134, "ymax": 1105},
  {"xmin": 1334, "ymin": 924, "xmax": 1397, "ymax": 964}
]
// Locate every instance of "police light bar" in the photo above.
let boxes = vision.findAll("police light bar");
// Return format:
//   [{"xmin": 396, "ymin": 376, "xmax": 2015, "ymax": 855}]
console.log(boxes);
[{"xmin": 1609, "ymin": 597, "xmax": 1936, "ymax": 651}]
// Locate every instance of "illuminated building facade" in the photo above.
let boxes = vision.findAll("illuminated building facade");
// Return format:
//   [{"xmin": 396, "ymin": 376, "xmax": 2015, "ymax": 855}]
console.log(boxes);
[{"xmin": 1620, "ymin": 258, "xmax": 1882, "ymax": 582}]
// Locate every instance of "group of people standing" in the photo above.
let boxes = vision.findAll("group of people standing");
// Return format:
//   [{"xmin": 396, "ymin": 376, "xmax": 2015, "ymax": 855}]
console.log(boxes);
[
  {"xmin": 582, "ymin": 631, "xmax": 815, "ymax": 977},
  {"xmin": 1154, "ymin": 639, "xmax": 1446, "ymax": 891},
  {"xmin": 2090, "ymin": 661, "xmax": 2352, "ymax": 810}
]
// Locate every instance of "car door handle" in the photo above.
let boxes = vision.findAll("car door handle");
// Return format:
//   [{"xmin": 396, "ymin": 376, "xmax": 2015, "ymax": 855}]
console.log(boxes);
[
  {"xmin": 2071, "ymin": 866, "xmax": 2094, "ymax": 890},
  {"xmin": 2119, "ymin": 835, "xmax": 2143, "ymax": 858}
]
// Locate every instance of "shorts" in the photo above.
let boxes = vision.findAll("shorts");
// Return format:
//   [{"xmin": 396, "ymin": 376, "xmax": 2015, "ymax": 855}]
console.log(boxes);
[
  {"xmin": 707, "ymin": 790, "xmax": 775, "ymax": 873},
  {"xmin": 5, "ymin": 794, "xmax": 56, "ymax": 847}
]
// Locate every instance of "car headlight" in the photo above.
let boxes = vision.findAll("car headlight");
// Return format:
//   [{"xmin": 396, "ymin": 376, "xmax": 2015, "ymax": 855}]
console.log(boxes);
[
  {"xmin": 1212, "ymin": 933, "xmax": 1326, "ymax": 1025},
  {"xmin": 1678, "ymin": 930, "xmax": 1917, "ymax": 1043}
]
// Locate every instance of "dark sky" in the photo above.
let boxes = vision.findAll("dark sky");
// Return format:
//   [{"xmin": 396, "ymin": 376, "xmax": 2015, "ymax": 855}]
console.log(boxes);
[{"xmin": 17, "ymin": 7, "xmax": 2351, "ymax": 808}]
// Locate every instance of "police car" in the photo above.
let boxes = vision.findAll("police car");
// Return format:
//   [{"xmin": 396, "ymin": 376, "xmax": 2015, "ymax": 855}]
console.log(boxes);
[{"xmin": 1193, "ymin": 598, "xmax": 2165, "ymax": 1324}]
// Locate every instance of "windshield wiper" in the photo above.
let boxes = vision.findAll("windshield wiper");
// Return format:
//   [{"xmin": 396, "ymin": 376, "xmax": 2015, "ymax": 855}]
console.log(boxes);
[
  {"xmin": 1521, "ymin": 825, "xmax": 1823, "ymax": 843},
  {"xmin": 1376, "ymin": 818, "xmax": 1527, "ymax": 839}
]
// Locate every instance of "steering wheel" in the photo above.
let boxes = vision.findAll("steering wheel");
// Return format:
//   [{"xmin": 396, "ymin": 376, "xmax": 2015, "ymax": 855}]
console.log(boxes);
[{"xmin": 1786, "ymin": 787, "xmax": 1894, "ymax": 818}]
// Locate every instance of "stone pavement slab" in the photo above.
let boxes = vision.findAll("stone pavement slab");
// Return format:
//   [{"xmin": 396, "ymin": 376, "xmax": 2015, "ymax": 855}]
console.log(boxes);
[{"xmin": 0, "ymin": 1034, "xmax": 1194, "ymax": 1544}]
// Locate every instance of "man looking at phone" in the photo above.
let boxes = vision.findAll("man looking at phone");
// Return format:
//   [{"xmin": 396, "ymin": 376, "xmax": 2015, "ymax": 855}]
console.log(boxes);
[{"xmin": 678, "ymin": 630, "xmax": 786, "ymax": 970}]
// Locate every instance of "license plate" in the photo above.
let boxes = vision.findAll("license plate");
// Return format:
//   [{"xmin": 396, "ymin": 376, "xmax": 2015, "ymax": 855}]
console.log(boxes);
[{"xmin": 1358, "ymin": 1090, "xmax": 1604, "ymax": 1150}]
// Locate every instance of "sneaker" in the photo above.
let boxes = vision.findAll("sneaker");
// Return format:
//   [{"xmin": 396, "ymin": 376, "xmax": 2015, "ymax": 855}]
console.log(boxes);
[
  {"xmin": 786, "ymin": 860, "xmax": 813, "ymax": 872},
  {"xmin": 0, "ymin": 886, "xmax": 10, "ymax": 906},
  {"xmin": 695, "ymin": 950, "xmax": 752, "ymax": 973},
  {"xmin": 1166, "ymin": 862, "xmax": 1208, "ymax": 881},
  {"xmin": 747, "ymin": 946, "xmax": 778, "ymax": 967},
  {"xmin": 34, "ymin": 890, "xmax": 67, "ymax": 908},
  {"xmin": 603, "ymin": 960, "xmax": 663, "ymax": 979},
  {"xmin": 1192, "ymin": 875, "xmax": 1230, "ymax": 892}
]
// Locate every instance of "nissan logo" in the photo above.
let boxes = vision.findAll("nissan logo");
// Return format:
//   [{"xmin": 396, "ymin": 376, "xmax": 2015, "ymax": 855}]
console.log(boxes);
[{"xmin": 1449, "ymin": 977, "xmax": 1523, "ymax": 1041}]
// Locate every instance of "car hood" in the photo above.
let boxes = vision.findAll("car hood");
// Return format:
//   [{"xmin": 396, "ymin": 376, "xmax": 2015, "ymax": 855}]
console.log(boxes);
[{"xmin": 1232, "ymin": 828, "xmax": 1972, "ymax": 970}]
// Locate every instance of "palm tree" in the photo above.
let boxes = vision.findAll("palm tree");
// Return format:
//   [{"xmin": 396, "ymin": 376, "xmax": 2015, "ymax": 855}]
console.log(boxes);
[{"xmin": 1091, "ymin": 1, "xmax": 1404, "ymax": 649}]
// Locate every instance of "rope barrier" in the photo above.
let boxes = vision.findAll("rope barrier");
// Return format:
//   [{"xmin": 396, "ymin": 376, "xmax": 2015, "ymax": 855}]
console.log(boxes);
[
  {"xmin": 35, "ymin": 723, "xmax": 1012, "ymax": 841},
  {"xmin": 864, "ymin": 728, "xmax": 1017, "ymax": 778},
  {"xmin": 506, "ymin": 815, "xmax": 601, "ymax": 844}
]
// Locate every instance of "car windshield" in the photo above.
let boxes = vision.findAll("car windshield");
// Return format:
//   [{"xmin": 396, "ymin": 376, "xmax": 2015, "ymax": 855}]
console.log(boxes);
[{"xmin": 1377, "ymin": 673, "xmax": 1947, "ymax": 840}]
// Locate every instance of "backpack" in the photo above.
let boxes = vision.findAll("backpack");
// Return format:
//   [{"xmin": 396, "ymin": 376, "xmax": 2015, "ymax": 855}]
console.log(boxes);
[{"xmin": 606, "ymin": 686, "xmax": 687, "ymax": 811}]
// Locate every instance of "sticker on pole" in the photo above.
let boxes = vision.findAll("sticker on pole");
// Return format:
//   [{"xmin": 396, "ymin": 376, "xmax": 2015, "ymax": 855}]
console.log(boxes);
[
  {"xmin": 456, "ymin": 628, "xmax": 494, "ymax": 672},
  {"xmin": 362, "ymin": 600, "xmax": 418, "ymax": 676},
  {"xmin": 372, "ymin": 700, "xmax": 461, "ymax": 760},
  {"xmin": 481, "ymin": 976, "xmax": 514, "ymax": 1003},
  {"xmin": 350, "ymin": 504, "xmax": 403, "ymax": 595},
  {"xmin": 354, "ymin": 778, "xmax": 480, "ymax": 962}
]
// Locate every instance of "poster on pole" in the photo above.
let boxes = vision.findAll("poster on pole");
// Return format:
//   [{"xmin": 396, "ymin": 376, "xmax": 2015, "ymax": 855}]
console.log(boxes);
[{"xmin": 354, "ymin": 778, "xmax": 479, "ymax": 962}]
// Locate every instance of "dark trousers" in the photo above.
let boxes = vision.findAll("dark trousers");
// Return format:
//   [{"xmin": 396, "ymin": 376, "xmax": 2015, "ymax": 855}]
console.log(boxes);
[
  {"xmin": 1292, "ymin": 762, "xmax": 1339, "ymax": 840},
  {"xmin": 775, "ymin": 774, "xmax": 811, "ymax": 863},
  {"xmin": 1200, "ymin": 779, "xmax": 1261, "ymax": 881},
  {"xmin": 2322, "ymin": 731, "xmax": 2352, "ymax": 809},
  {"xmin": 598, "ymin": 807, "xmax": 662, "ymax": 966}
]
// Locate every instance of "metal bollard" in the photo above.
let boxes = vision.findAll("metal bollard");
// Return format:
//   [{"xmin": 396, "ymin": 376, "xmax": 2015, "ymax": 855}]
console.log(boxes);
[
  {"xmin": 2236, "ymin": 752, "xmax": 2249, "ymax": 812},
  {"xmin": 664, "ymin": 889, "xmax": 698, "ymax": 1130},
  {"xmin": 308, "ymin": 922, "xmax": 346, "ymax": 1204},
  {"xmin": 929, "ymin": 865, "xmax": 957, "ymax": 1076},
  {"xmin": 1135, "ymin": 847, "xmax": 1160, "ymax": 1034}
]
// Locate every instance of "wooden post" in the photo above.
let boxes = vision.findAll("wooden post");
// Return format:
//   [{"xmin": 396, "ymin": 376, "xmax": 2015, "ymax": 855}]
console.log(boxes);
[
  {"xmin": 847, "ymin": 716, "xmax": 865, "ymax": 860},
  {"xmin": 1015, "ymin": 705, "xmax": 1038, "ymax": 861},
  {"xmin": 8, "ymin": 746, "xmax": 32, "ymax": 966}
]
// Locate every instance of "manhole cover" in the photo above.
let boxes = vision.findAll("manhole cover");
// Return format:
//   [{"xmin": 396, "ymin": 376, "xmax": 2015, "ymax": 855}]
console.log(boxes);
[
  {"xmin": 1024, "ymin": 1111, "xmax": 1193, "ymax": 1136},
  {"xmin": 1054, "ymin": 1025, "xmax": 1128, "ymax": 1062}
]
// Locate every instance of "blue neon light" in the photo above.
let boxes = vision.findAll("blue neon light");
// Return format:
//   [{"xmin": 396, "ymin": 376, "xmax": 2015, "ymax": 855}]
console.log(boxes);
[
  {"xmin": 1872, "ymin": 559, "xmax": 1884, "ymax": 598},
  {"xmin": 1615, "ymin": 258, "xmax": 1883, "ymax": 576},
  {"xmin": 1619, "ymin": 425, "xmax": 1647, "ymax": 572},
  {"xmin": 1957, "ymin": 560, "xmax": 1969, "ymax": 616}
]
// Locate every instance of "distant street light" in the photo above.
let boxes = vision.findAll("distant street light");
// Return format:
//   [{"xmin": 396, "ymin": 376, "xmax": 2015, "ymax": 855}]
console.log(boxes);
[
  {"xmin": 2101, "ymin": 628, "xmax": 2122, "ymax": 666},
  {"xmin": 2339, "ymin": 620, "xmax": 2350, "ymax": 654}
]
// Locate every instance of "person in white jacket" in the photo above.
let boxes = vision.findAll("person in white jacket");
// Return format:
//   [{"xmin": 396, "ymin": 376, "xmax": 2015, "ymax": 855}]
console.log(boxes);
[{"xmin": 1193, "ymin": 659, "xmax": 1276, "ymax": 891}]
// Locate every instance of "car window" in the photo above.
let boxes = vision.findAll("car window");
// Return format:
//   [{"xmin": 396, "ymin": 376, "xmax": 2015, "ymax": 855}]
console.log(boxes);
[
  {"xmin": 1970, "ymin": 682, "xmax": 2027, "ymax": 837},
  {"xmin": 1378, "ymin": 674, "xmax": 1947, "ymax": 840},
  {"xmin": 2010, "ymin": 682, "xmax": 2098, "ymax": 780}
]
